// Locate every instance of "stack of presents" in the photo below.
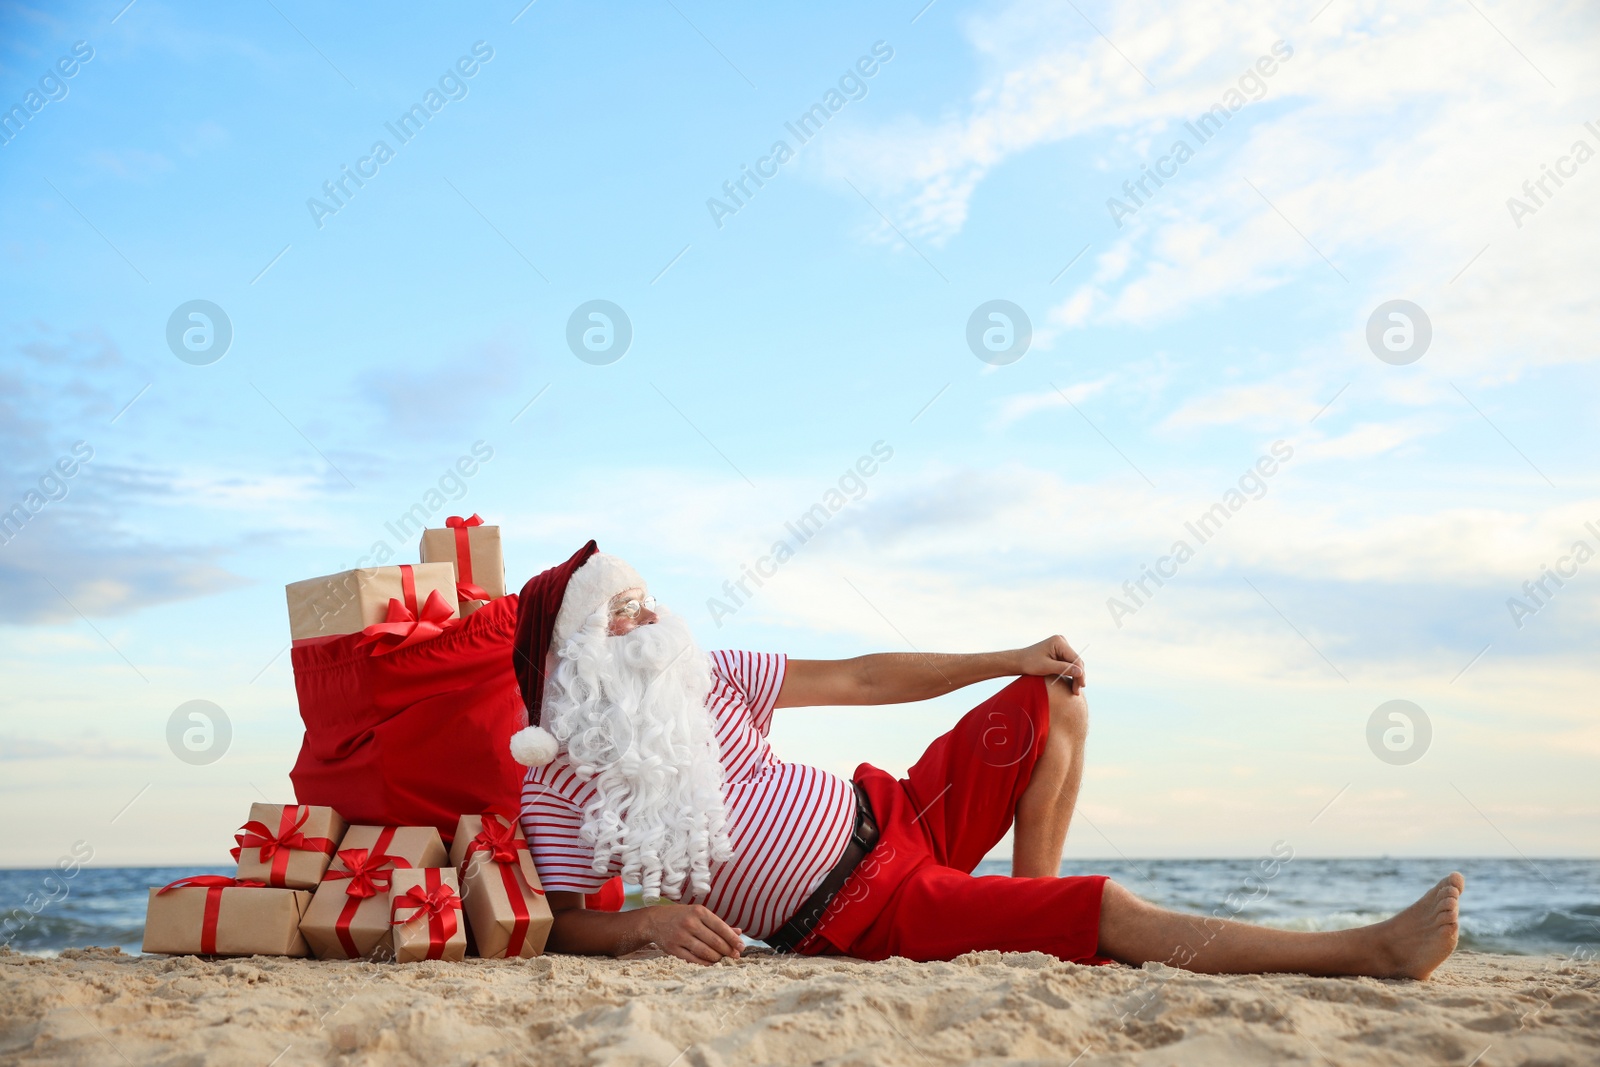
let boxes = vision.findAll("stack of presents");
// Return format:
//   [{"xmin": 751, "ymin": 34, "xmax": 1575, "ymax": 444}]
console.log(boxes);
[
  {"xmin": 143, "ymin": 806, "xmax": 550, "ymax": 962},
  {"xmin": 140, "ymin": 515, "xmax": 591, "ymax": 962}
]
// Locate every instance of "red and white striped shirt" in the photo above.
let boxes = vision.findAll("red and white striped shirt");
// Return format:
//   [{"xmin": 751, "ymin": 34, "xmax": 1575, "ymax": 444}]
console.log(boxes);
[{"xmin": 519, "ymin": 650, "xmax": 855, "ymax": 939}]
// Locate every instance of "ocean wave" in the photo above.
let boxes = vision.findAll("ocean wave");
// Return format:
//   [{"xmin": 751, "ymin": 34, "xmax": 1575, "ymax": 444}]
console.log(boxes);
[
  {"xmin": 1256, "ymin": 911, "xmax": 1391, "ymax": 933},
  {"xmin": 1242, "ymin": 909, "xmax": 1597, "ymax": 955},
  {"xmin": 2, "ymin": 912, "xmax": 144, "ymax": 954},
  {"xmin": 1458, "ymin": 907, "xmax": 1600, "ymax": 954}
]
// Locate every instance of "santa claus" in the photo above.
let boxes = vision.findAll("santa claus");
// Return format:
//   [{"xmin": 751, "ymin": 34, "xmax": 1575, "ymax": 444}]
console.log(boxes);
[{"xmin": 510, "ymin": 541, "xmax": 1464, "ymax": 977}]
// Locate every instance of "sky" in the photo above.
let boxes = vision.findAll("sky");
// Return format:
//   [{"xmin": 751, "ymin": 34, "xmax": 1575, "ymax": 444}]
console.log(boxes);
[{"xmin": 1, "ymin": 0, "xmax": 1596, "ymax": 868}]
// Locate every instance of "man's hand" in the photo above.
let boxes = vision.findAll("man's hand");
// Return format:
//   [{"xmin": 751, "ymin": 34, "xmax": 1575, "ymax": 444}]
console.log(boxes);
[
  {"xmin": 1016, "ymin": 635, "xmax": 1086, "ymax": 689},
  {"xmin": 642, "ymin": 903, "xmax": 744, "ymax": 965}
]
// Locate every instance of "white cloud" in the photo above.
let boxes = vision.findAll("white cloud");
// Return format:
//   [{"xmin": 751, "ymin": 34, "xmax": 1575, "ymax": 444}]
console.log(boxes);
[
  {"xmin": 1162, "ymin": 381, "xmax": 1321, "ymax": 431},
  {"xmin": 1310, "ymin": 416, "xmax": 1443, "ymax": 459},
  {"xmin": 167, "ymin": 471, "xmax": 333, "ymax": 511},
  {"xmin": 828, "ymin": 0, "xmax": 1600, "ymax": 375},
  {"xmin": 994, "ymin": 376, "xmax": 1113, "ymax": 427},
  {"xmin": 512, "ymin": 456, "xmax": 1598, "ymax": 650}
]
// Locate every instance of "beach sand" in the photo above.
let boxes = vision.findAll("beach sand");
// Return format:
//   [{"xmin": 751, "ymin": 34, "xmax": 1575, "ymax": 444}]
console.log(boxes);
[{"xmin": 2, "ymin": 945, "xmax": 1596, "ymax": 1066}]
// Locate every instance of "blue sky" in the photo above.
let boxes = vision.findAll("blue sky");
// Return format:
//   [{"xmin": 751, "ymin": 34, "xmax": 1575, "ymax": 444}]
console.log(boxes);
[{"xmin": 2, "ymin": 0, "xmax": 1596, "ymax": 866}]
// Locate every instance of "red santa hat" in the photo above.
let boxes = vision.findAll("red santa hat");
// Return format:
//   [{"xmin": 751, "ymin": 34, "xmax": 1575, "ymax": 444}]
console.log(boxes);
[{"xmin": 508, "ymin": 540, "xmax": 646, "ymax": 767}]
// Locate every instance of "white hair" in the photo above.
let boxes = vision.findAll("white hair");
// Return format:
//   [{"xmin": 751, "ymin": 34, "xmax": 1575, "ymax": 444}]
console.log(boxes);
[{"xmin": 542, "ymin": 605, "xmax": 733, "ymax": 901}]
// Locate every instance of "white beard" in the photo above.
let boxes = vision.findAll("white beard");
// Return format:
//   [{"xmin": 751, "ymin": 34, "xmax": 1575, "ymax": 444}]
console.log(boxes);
[{"xmin": 542, "ymin": 607, "xmax": 734, "ymax": 901}]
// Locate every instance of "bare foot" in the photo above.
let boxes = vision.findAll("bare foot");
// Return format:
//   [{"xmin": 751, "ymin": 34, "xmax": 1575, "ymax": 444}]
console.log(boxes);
[{"xmin": 1372, "ymin": 872, "xmax": 1463, "ymax": 980}]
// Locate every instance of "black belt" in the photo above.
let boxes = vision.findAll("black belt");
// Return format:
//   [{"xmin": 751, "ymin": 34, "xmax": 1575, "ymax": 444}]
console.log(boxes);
[{"xmin": 766, "ymin": 780, "xmax": 879, "ymax": 953}]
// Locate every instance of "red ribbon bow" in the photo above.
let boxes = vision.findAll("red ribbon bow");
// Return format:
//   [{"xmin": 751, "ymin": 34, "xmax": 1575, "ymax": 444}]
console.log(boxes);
[
  {"xmin": 319, "ymin": 829, "xmax": 412, "ymax": 958},
  {"xmin": 390, "ymin": 870, "xmax": 462, "ymax": 960},
  {"xmin": 157, "ymin": 876, "xmax": 267, "ymax": 954},
  {"xmin": 228, "ymin": 806, "xmax": 337, "ymax": 886},
  {"xmin": 464, "ymin": 813, "xmax": 528, "ymax": 866},
  {"xmin": 445, "ymin": 514, "xmax": 491, "ymax": 602},
  {"xmin": 356, "ymin": 564, "xmax": 456, "ymax": 655},
  {"xmin": 463, "ymin": 814, "xmax": 544, "ymax": 957},
  {"xmin": 321, "ymin": 848, "xmax": 409, "ymax": 900}
]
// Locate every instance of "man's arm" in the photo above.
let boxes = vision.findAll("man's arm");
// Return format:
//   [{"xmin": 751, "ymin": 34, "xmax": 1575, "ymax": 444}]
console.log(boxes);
[
  {"xmin": 775, "ymin": 634, "xmax": 1084, "ymax": 708},
  {"xmin": 545, "ymin": 892, "xmax": 744, "ymax": 965}
]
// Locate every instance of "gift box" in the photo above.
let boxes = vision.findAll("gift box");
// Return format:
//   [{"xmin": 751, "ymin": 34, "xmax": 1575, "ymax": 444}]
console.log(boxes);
[
  {"xmin": 142, "ymin": 877, "xmax": 311, "ymax": 956},
  {"xmin": 449, "ymin": 814, "xmax": 552, "ymax": 958},
  {"xmin": 419, "ymin": 514, "xmax": 505, "ymax": 606},
  {"xmin": 299, "ymin": 825, "xmax": 447, "ymax": 960},
  {"xmin": 232, "ymin": 803, "xmax": 347, "ymax": 889},
  {"xmin": 389, "ymin": 868, "xmax": 467, "ymax": 962},
  {"xmin": 459, "ymin": 598, "xmax": 490, "ymax": 618},
  {"xmin": 285, "ymin": 563, "xmax": 459, "ymax": 650}
]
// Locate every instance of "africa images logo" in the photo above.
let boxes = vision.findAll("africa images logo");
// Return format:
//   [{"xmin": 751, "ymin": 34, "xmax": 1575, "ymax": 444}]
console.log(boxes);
[
  {"xmin": 1105, "ymin": 41, "xmax": 1293, "ymax": 228},
  {"xmin": 706, "ymin": 41, "xmax": 895, "ymax": 230},
  {"xmin": 165, "ymin": 300, "xmax": 234, "ymax": 365},
  {"xmin": 1504, "ymin": 119, "xmax": 1600, "ymax": 229},
  {"xmin": 305, "ymin": 42, "xmax": 495, "ymax": 230},
  {"xmin": 566, "ymin": 301, "xmax": 633, "ymax": 365},
  {"xmin": 966, "ymin": 301, "xmax": 1032, "ymax": 366},
  {"xmin": 166, "ymin": 700, "xmax": 231, "ymax": 766},
  {"xmin": 1366, "ymin": 700, "xmax": 1431, "ymax": 766},
  {"xmin": 1365, "ymin": 300, "xmax": 1431, "ymax": 366},
  {"xmin": 0, "ymin": 40, "xmax": 94, "ymax": 148}
]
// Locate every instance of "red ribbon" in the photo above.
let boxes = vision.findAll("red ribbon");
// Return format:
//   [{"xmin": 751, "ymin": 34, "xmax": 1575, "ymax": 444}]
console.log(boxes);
[
  {"xmin": 228, "ymin": 805, "xmax": 337, "ymax": 887},
  {"xmin": 390, "ymin": 868, "xmax": 462, "ymax": 960},
  {"xmin": 445, "ymin": 515, "xmax": 491, "ymax": 602},
  {"xmin": 356, "ymin": 564, "xmax": 456, "ymax": 655},
  {"xmin": 319, "ymin": 827, "xmax": 410, "ymax": 958},
  {"xmin": 463, "ymin": 814, "xmax": 543, "ymax": 957},
  {"xmin": 463, "ymin": 813, "xmax": 528, "ymax": 866},
  {"xmin": 157, "ymin": 876, "xmax": 267, "ymax": 954}
]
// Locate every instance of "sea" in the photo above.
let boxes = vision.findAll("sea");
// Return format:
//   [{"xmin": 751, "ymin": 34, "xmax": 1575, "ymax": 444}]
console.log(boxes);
[{"xmin": 2, "ymin": 858, "xmax": 1596, "ymax": 957}]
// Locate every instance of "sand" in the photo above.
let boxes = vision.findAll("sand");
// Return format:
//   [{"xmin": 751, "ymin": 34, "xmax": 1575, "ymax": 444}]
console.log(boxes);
[{"xmin": 2, "ymin": 945, "xmax": 1596, "ymax": 1066}]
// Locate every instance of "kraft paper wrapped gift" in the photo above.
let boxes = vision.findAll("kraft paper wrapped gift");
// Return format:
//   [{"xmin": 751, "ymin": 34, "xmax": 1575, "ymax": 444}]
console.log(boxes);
[
  {"xmin": 418, "ymin": 514, "xmax": 505, "ymax": 604},
  {"xmin": 299, "ymin": 825, "xmax": 447, "ymax": 960},
  {"xmin": 285, "ymin": 563, "xmax": 458, "ymax": 646},
  {"xmin": 232, "ymin": 802, "xmax": 347, "ymax": 889},
  {"xmin": 389, "ymin": 868, "xmax": 467, "ymax": 963},
  {"xmin": 142, "ymin": 877, "xmax": 311, "ymax": 956},
  {"xmin": 449, "ymin": 814, "xmax": 552, "ymax": 958}
]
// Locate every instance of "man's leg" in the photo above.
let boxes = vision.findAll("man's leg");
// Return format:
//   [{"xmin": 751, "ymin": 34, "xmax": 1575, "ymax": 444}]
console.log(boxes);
[
  {"xmin": 1096, "ymin": 874, "xmax": 1465, "ymax": 979},
  {"xmin": 1011, "ymin": 677, "xmax": 1086, "ymax": 878}
]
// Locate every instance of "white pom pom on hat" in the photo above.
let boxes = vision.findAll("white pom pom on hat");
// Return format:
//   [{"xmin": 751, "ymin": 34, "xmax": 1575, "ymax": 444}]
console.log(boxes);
[{"xmin": 509, "ymin": 724, "xmax": 559, "ymax": 767}]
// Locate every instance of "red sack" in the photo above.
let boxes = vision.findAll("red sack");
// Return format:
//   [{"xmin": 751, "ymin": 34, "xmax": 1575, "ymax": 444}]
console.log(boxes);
[{"xmin": 288, "ymin": 593, "xmax": 622, "ymax": 911}]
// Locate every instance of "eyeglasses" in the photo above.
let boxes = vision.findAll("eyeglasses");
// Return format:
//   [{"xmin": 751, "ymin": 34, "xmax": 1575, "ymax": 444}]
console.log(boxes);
[{"xmin": 611, "ymin": 595, "xmax": 657, "ymax": 620}]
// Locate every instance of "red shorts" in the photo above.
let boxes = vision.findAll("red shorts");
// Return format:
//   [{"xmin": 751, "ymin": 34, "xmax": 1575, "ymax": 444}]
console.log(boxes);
[{"xmin": 800, "ymin": 676, "xmax": 1109, "ymax": 963}]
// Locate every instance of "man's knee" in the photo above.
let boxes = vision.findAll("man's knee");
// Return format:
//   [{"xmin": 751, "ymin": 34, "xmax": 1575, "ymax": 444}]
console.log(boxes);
[
  {"xmin": 1099, "ymin": 878, "xmax": 1147, "ymax": 922},
  {"xmin": 1045, "ymin": 677, "xmax": 1088, "ymax": 741}
]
